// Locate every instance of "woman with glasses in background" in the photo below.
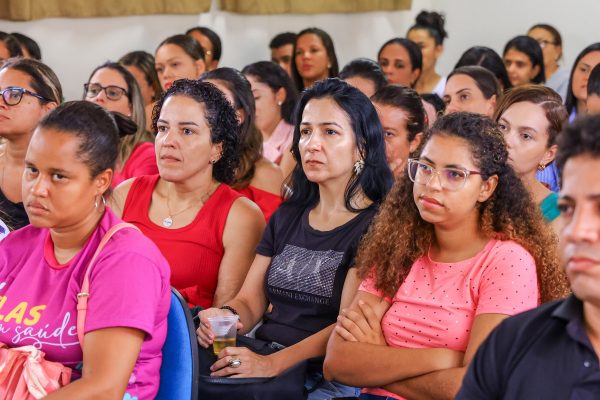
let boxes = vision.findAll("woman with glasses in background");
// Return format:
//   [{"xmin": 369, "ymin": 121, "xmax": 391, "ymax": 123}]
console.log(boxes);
[
  {"xmin": 324, "ymin": 112, "xmax": 569, "ymax": 400},
  {"xmin": 528, "ymin": 24, "xmax": 569, "ymax": 101},
  {"xmin": 0, "ymin": 58, "xmax": 61, "ymax": 230},
  {"xmin": 84, "ymin": 61, "xmax": 157, "ymax": 187}
]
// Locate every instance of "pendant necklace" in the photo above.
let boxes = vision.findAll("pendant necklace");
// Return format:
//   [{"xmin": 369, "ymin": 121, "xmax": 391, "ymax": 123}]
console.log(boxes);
[{"xmin": 162, "ymin": 182, "xmax": 217, "ymax": 228}]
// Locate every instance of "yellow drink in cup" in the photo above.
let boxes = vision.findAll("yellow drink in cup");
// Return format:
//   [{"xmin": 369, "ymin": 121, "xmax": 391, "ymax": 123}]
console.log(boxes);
[
  {"xmin": 208, "ymin": 315, "xmax": 238, "ymax": 355},
  {"xmin": 212, "ymin": 337, "xmax": 236, "ymax": 355}
]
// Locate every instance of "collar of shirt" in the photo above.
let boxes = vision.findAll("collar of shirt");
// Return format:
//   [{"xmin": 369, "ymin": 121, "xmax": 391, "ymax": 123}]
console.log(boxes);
[{"xmin": 553, "ymin": 294, "xmax": 597, "ymax": 355}]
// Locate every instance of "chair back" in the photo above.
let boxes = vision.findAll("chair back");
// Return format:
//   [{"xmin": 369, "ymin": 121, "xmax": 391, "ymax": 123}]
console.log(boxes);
[{"xmin": 156, "ymin": 288, "xmax": 199, "ymax": 400}]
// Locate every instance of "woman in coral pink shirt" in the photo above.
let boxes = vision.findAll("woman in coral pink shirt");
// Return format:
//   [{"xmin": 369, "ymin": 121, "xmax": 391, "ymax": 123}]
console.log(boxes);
[{"xmin": 324, "ymin": 112, "xmax": 570, "ymax": 400}]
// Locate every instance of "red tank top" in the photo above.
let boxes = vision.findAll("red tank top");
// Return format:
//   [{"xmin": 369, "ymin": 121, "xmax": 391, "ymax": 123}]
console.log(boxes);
[
  {"xmin": 237, "ymin": 185, "xmax": 282, "ymax": 222},
  {"xmin": 122, "ymin": 174, "xmax": 241, "ymax": 308}
]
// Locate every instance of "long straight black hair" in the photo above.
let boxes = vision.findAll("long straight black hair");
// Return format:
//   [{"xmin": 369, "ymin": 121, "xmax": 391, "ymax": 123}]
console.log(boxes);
[
  {"xmin": 286, "ymin": 78, "xmax": 392, "ymax": 211},
  {"xmin": 565, "ymin": 43, "xmax": 600, "ymax": 115}
]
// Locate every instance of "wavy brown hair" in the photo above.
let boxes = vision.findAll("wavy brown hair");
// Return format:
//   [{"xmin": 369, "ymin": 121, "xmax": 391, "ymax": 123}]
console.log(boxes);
[{"xmin": 356, "ymin": 112, "xmax": 569, "ymax": 303}]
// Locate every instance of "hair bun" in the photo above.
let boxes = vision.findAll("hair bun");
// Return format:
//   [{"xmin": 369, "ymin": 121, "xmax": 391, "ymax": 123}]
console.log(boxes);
[
  {"xmin": 415, "ymin": 10, "xmax": 448, "ymax": 41},
  {"xmin": 110, "ymin": 112, "xmax": 138, "ymax": 138}
]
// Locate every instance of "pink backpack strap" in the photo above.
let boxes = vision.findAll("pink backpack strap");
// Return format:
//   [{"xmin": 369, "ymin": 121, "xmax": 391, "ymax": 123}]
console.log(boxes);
[{"xmin": 76, "ymin": 222, "xmax": 140, "ymax": 347}]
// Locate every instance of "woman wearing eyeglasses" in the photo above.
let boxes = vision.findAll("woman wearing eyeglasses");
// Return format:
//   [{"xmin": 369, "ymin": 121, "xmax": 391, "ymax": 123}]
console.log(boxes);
[
  {"xmin": 84, "ymin": 61, "xmax": 157, "ymax": 187},
  {"xmin": 528, "ymin": 24, "xmax": 569, "ymax": 101},
  {"xmin": 0, "ymin": 58, "xmax": 61, "ymax": 231},
  {"xmin": 324, "ymin": 112, "xmax": 569, "ymax": 400}
]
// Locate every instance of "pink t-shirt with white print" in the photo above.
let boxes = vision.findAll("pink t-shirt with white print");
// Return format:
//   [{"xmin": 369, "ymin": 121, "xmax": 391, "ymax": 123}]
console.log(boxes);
[
  {"xmin": 0, "ymin": 208, "xmax": 171, "ymax": 400},
  {"xmin": 359, "ymin": 239, "xmax": 539, "ymax": 399}
]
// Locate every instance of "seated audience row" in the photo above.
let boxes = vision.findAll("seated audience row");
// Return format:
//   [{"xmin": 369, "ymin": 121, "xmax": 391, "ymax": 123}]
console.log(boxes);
[{"xmin": 1, "ymin": 12, "xmax": 600, "ymax": 398}]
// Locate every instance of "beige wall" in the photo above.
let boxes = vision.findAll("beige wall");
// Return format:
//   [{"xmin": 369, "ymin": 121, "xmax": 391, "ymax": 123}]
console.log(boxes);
[{"xmin": 0, "ymin": 0, "xmax": 597, "ymax": 100}]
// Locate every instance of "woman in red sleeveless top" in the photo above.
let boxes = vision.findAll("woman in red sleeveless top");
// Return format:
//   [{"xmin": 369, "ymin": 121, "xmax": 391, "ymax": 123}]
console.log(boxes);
[
  {"xmin": 201, "ymin": 68, "xmax": 285, "ymax": 221},
  {"xmin": 111, "ymin": 79, "xmax": 265, "ymax": 308}
]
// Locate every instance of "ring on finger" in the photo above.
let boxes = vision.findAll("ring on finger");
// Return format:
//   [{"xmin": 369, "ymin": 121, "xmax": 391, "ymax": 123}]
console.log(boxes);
[{"xmin": 229, "ymin": 357, "xmax": 242, "ymax": 368}]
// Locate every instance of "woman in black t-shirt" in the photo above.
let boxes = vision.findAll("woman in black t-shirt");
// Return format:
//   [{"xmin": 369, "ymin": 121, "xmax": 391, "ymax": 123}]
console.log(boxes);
[{"xmin": 197, "ymin": 78, "xmax": 393, "ymax": 398}]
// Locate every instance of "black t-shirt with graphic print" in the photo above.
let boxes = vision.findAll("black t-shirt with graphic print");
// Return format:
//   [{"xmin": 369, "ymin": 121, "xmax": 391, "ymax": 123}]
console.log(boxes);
[{"xmin": 255, "ymin": 202, "xmax": 376, "ymax": 349}]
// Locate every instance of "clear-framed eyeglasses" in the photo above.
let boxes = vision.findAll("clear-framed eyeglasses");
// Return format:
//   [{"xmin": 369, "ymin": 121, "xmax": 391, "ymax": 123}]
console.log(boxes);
[
  {"xmin": 0, "ymin": 87, "xmax": 51, "ymax": 106},
  {"xmin": 407, "ymin": 158, "xmax": 482, "ymax": 191}
]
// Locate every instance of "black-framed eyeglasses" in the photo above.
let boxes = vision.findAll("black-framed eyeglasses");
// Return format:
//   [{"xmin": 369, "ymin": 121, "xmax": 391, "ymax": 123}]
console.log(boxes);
[
  {"xmin": 83, "ymin": 83, "xmax": 128, "ymax": 101},
  {"xmin": 407, "ymin": 159, "xmax": 481, "ymax": 191},
  {"xmin": 0, "ymin": 87, "xmax": 52, "ymax": 106}
]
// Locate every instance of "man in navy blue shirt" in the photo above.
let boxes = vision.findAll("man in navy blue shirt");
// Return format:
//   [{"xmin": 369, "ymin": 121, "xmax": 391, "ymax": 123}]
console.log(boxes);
[{"xmin": 457, "ymin": 115, "xmax": 600, "ymax": 399}]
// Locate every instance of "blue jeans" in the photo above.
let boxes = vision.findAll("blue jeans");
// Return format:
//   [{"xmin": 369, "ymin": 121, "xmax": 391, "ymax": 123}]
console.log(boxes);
[{"xmin": 305, "ymin": 371, "xmax": 361, "ymax": 400}]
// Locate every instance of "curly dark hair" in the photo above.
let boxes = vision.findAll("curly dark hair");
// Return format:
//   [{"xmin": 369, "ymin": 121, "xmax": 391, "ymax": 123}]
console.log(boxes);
[
  {"xmin": 151, "ymin": 79, "xmax": 240, "ymax": 184},
  {"xmin": 200, "ymin": 68, "xmax": 262, "ymax": 189},
  {"xmin": 356, "ymin": 112, "xmax": 569, "ymax": 303}
]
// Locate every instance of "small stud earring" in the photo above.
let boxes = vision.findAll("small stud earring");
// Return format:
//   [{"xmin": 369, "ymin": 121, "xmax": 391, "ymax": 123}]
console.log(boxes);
[{"xmin": 537, "ymin": 162, "xmax": 546, "ymax": 171}]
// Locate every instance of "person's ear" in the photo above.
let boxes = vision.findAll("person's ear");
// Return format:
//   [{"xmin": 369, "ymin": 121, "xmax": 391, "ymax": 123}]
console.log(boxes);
[
  {"xmin": 478, "ymin": 174, "xmax": 498, "ymax": 203},
  {"xmin": 541, "ymin": 144, "xmax": 558, "ymax": 166},
  {"xmin": 210, "ymin": 142, "xmax": 223, "ymax": 164},
  {"xmin": 530, "ymin": 65, "xmax": 541, "ymax": 81},
  {"xmin": 434, "ymin": 44, "xmax": 444, "ymax": 60},
  {"xmin": 410, "ymin": 68, "xmax": 422, "ymax": 87},
  {"xmin": 486, "ymin": 95, "xmax": 497, "ymax": 117},
  {"xmin": 43, "ymin": 101, "xmax": 58, "ymax": 113},
  {"xmin": 409, "ymin": 132, "xmax": 424, "ymax": 153},
  {"xmin": 195, "ymin": 59, "xmax": 207, "ymax": 77},
  {"xmin": 236, "ymin": 108, "xmax": 246, "ymax": 125},
  {"xmin": 94, "ymin": 168, "xmax": 113, "ymax": 196},
  {"xmin": 275, "ymin": 87, "xmax": 286, "ymax": 105}
]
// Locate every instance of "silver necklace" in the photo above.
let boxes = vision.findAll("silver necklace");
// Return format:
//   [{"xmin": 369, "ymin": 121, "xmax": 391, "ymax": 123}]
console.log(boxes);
[{"xmin": 162, "ymin": 183, "xmax": 217, "ymax": 228}]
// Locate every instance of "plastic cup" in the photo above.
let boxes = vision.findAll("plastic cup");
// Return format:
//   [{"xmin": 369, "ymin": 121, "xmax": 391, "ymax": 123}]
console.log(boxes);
[{"xmin": 208, "ymin": 315, "xmax": 238, "ymax": 355}]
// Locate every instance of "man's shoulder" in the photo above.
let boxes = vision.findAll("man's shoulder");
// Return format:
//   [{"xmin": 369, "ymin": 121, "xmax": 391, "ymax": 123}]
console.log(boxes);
[
  {"xmin": 492, "ymin": 298, "xmax": 568, "ymax": 349},
  {"xmin": 499, "ymin": 299, "xmax": 564, "ymax": 330}
]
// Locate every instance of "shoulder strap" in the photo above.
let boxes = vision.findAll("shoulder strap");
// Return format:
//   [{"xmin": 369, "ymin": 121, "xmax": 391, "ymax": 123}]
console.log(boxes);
[{"xmin": 76, "ymin": 222, "xmax": 140, "ymax": 347}]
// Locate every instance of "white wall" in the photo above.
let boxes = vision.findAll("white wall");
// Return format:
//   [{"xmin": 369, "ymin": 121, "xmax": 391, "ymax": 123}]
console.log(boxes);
[{"xmin": 1, "ymin": 0, "xmax": 598, "ymax": 100}]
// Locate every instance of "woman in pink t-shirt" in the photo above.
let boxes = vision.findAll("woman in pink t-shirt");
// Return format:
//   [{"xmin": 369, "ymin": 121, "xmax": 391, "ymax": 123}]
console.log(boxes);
[
  {"xmin": 0, "ymin": 101, "xmax": 171, "ymax": 399},
  {"xmin": 84, "ymin": 62, "xmax": 158, "ymax": 187},
  {"xmin": 324, "ymin": 112, "xmax": 570, "ymax": 399}
]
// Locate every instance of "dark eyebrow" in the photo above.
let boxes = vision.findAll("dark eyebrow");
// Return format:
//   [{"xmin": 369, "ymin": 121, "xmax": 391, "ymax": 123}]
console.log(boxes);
[
  {"xmin": 49, "ymin": 168, "xmax": 69, "ymax": 174},
  {"xmin": 456, "ymin": 88, "xmax": 472, "ymax": 95},
  {"xmin": 560, "ymin": 193, "xmax": 600, "ymax": 201},
  {"xmin": 420, "ymin": 156, "xmax": 468, "ymax": 169},
  {"xmin": 300, "ymin": 121, "xmax": 343, "ymax": 129},
  {"xmin": 157, "ymin": 119, "xmax": 199, "ymax": 127}
]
